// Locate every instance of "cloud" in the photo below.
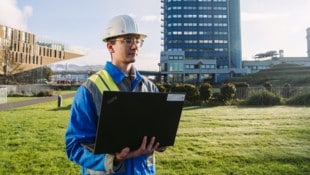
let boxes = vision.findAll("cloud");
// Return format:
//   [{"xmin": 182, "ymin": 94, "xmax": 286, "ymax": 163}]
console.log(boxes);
[{"xmin": 0, "ymin": 0, "xmax": 32, "ymax": 30}]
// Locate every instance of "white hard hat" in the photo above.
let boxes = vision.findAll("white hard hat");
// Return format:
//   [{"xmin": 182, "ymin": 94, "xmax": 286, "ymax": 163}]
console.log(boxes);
[{"xmin": 102, "ymin": 15, "xmax": 147, "ymax": 42}]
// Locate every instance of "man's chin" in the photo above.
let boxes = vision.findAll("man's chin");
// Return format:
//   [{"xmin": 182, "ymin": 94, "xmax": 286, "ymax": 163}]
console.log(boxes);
[{"xmin": 126, "ymin": 58, "xmax": 136, "ymax": 63}]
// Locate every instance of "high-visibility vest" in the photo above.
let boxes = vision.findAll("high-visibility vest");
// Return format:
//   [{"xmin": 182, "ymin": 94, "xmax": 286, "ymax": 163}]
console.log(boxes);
[{"xmin": 88, "ymin": 69, "xmax": 119, "ymax": 93}]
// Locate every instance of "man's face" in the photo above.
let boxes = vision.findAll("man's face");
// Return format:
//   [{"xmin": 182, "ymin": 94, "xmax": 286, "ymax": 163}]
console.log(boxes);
[{"xmin": 107, "ymin": 34, "xmax": 143, "ymax": 65}]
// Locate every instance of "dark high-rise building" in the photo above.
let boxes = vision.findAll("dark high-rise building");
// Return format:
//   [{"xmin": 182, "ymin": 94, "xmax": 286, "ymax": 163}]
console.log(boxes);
[{"xmin": 160, "ymin": 0, "xmax": 245, "ymax": 83}]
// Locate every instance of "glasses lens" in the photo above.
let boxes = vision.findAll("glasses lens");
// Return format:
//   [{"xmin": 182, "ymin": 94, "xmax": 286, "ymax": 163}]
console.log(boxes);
[{"xmin": 124, "ymin": 39, "xmax": 143, "ymax": 47}]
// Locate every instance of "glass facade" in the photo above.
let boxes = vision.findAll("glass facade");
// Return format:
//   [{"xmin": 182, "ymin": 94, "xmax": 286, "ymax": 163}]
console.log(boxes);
[{"xmin": 160, "ymin": 0, "xmax": 242, "ymax": 83}]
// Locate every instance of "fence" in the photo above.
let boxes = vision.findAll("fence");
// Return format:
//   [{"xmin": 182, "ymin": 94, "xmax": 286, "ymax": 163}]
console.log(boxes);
[
  {"xmin": 0, "ymin": 87, "xmax": 7, "ymax": 104},
  {"xmin": 235, "ymin": 86, "xmax": 310, "ymax": 99}
]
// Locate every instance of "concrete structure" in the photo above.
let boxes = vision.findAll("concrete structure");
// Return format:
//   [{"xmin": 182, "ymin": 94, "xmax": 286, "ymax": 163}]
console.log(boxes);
[
  {"xmin": 243, "ymin": 27, "xmax": 310, "ymax": 73},
  {"xmin": 243, "ymin": 56, "xmax": 310, "ymax": 73},
  {"xmin": 160, "ymin": 0, "xmax": 245, "ymax": 83},
  {"xmin": 0, "ymin": 24, "xmax": 83, "ymax": 78}
]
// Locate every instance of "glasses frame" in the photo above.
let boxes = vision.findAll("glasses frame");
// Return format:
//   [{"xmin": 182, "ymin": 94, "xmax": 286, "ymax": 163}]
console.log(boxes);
[{"xmin": 111, "ymin": 38, "xmax": 144, "ymax": 48}]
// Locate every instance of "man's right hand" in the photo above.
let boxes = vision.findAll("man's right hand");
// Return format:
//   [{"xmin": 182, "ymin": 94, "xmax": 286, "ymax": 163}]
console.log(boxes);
[{"xmin": 114, "ymin": 136, "xmax": 159, "ymax": 162}]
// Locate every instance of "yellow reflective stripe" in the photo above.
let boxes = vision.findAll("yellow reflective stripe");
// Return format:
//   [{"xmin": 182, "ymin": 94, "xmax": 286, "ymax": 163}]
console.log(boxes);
[
  {"xmin": 88, "ymin": 70, "xmax": 119, "ymax": 94},
  {"xmin": 88, "ymin": 72, "xmax": 109, "ymax": 93},
  {"xmin": 100, "ymin": 70, "xmax": 119, "ymax": 91}
]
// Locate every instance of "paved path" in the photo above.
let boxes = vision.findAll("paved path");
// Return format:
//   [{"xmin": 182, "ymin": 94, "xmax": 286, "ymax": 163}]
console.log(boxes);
[{"xmin": 0, "ymin": 93, "xmax": 75, "ymax": 111}]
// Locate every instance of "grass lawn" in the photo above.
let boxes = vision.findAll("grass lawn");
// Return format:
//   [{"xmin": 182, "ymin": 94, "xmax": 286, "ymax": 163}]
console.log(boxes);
[{"xmin": 0, "ymin": 99, "xmax": 309, "ymax": 174}]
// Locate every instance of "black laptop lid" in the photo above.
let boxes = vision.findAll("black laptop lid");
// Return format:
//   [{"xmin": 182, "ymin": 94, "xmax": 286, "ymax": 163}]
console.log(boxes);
[{"xmin": 93, "ymin": 91, "xmax": 185, "ymax": 154}]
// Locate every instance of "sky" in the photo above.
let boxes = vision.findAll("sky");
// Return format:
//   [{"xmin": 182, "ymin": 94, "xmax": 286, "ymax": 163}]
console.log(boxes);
[{"xmin": 0, "ymin": 0, "xmax": 310, "ymax": 71}]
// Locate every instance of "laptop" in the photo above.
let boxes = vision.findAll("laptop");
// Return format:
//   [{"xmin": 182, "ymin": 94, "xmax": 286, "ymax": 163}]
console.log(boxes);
[{"xmin": 83, "ymin": 91, "xmax": 186, "ymax": 154}]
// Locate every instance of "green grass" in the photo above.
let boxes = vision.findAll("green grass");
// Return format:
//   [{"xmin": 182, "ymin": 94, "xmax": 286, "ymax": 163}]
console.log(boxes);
[
  {"xmin": 0, "ymin": 100, "xmax": 309, "ymax": 174},
  {"xmin": 157, "ymin": 106, "xmax": 310, "ymax": 174},
  {"xmin": 0, "ymin": 98, "xmax": 79, "ymax": 174}
]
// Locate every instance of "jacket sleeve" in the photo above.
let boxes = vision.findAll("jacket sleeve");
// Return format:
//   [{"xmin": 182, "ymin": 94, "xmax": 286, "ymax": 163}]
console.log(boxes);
[{"xmin": 65, "ymin": 86, "xmax": 115, "ymax": 172}]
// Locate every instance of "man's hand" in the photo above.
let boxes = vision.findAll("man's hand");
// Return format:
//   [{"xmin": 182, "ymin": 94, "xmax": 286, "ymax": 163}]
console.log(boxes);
[
  {"xmin": 156, "ymin": 146, "xmax": 167, "ymax": 152},
  {"xmin": 114, "ymin": 136, "xmax": 160, "ymax": 162}
]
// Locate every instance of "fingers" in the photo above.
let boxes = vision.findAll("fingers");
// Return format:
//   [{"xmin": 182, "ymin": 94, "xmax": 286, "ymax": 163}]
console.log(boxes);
[
  {"xmin": 146, "ymin": 136, "xmax": 156, "ymax": 150},
  {"xmin": 119, "ymin": 136, "xmax": 162, "ymax": 160},
  {"xmin": 115, "ymin": 147, "xmax": 130, "ymax": 161},
  {"xmin": 146, "ymin": 136, "xmax": 160, "ymax": 155}
]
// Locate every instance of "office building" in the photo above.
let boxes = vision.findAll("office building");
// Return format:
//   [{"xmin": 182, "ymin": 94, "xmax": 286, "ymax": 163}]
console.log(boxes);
[
  {"xmin": 0, "ymin": 24, "xmax": 83, "ymax": 81},
  {"xmin": 160, "ymin": 0, "xmax": 245, "ymax": 83}
]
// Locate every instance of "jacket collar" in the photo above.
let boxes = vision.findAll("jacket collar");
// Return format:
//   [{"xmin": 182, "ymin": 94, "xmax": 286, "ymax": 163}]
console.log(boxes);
[{"xmin": 104, "ymin": 61, "xmax": 142, "ymax": 90}]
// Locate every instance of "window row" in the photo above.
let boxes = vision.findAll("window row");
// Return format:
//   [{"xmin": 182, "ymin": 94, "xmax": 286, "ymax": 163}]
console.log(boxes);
[
  {"xmin": 167, "ymin": 0, "xmax": 226, "ymax": 2},
  {"xmin": 167, "ymin": 14, "xmax": 227, "ymax": 18},
  {"xmin": 167, "ymin": 40, "xmax": 228, "ymax": 45},
  {"xmin": 168, "ymin": 6, "xmax": 227, "ymax": 10},
  {"xmin": 3, "ymin": 26, "xmax": 34, "ymax": 44},
  {"xmin": 168, "ymin": 55, "xmax": 184, "ymax": 60},
  {"xmin": 168, "ymin": 23, "xmax": 227, "ymax": 28},
  {"xmin": 10, "ymin": 52, "xmax": 42, "ymax": 65},
  {"xmin": 168, "ymin": 29, "xmax": 228, "ymax": 35},
  {"xmin": 179, "ymin": 31, "xmax": 227, "ymax": 35},
  {"xmin": 37, "ymin": 46, "xmax": 64, "ymax": 59},
  {"xmin": 184, "ymin": 64, "xmax": 216, "ymax": 69}
]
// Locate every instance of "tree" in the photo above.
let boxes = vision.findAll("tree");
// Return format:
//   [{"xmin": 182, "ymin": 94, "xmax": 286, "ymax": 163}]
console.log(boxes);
[{"xmin": 0, "ymin": 41, "xmax": 24, "ymax": 84}]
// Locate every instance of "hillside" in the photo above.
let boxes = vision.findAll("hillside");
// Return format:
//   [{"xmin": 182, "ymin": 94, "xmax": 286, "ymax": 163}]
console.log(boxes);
[{"xmin": 230, "ymin": 63, "xmax": 310, "ymax": 87}]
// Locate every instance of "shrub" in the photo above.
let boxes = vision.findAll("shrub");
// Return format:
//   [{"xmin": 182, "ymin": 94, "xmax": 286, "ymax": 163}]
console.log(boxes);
[
  {"xmin": 156, "ymin": 83, "xmax": 167, "ymax": 92},
  {"xmin": 244, "ymin": 90, "xmax": 282, "ymax": 106},
  {"xmin": 171, "ymin": 83, "xmax": 199, "ymax": 104},
  {"xmin": 286, "ymin": 92, "xmax": 310, "ymax": 105},
  {"xmin": 35, "ymin": 90, "xmax": 53, "ymax": 97},
  {"xmin": 199, "ymin": 82, "xmax": 212, "ymax": 102},
  {"xmin": 220, "ymin": 83, "xmax": 236, "ymax": 101},
  {"xmin": 155, "ymin": 83, "xmax": 173, "ymax": 92}
]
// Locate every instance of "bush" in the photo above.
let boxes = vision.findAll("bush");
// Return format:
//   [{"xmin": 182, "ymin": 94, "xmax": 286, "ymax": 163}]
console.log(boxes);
[
  {"xmin": 35, "ymin": 90, "xmax": 53, "ymax": 97},
  {"xmin": 286, "ymin": 92, "xmax": 310, "ymax": 105},
  {"xmin": 156, "ymin": 83, "xmax": 173, "ymax": 92},
  {"xmin": 244, "ymin": 90, "xmax": 282, "ymax": 106},
  {"xmin": 220, "ymin": 83, "xmax": 236, "ymax": 101},
  {"xmin": 156, "ymin": 83, "xmax": 167, "ymax": 92},
  {"xmin": 199, "ymin": 82, "xmax": 212, "ymax": 102},
  {"xmin": 171, "ymin": 83, "xmax": 199, "ymax": 105}
]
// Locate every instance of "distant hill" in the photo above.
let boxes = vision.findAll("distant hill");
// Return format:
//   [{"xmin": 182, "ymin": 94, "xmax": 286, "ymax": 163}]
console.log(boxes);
[
  {"xmin": 48, "ymin": 64, "xmax": 104, "ymax": 72},
  {"xmin": 229, "ymin": 63, "xmax": 310, "ymax": 87}
]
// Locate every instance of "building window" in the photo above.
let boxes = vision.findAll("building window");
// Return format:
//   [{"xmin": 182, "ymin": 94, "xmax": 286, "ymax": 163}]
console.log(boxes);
[{"xmin": 169, "ymin": 63, "xmax": 183, "ymax": 71}]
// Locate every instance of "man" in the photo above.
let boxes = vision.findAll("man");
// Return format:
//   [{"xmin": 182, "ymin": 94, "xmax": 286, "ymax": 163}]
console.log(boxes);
[{"xmin": 65, "ymin": 15, "xmax": 166, "ymax": 175}]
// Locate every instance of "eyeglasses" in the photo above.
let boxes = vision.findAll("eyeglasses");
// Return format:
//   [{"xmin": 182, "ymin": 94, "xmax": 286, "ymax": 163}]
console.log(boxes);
[{"xmin": 113, "ymin": 38, "xmax": 144, "ymax": 48}]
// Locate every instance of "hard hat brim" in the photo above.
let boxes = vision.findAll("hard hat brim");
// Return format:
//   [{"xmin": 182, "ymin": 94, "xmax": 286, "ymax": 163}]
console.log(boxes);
[{"xmin": 102, "ymin": 33, "xmax": 147, "ymax": 42}]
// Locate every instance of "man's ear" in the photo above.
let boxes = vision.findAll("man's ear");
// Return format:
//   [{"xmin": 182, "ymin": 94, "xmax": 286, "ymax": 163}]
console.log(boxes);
[{"xmin": 107, "ymin": 42, "xmax": 114, "ymax": 53}]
